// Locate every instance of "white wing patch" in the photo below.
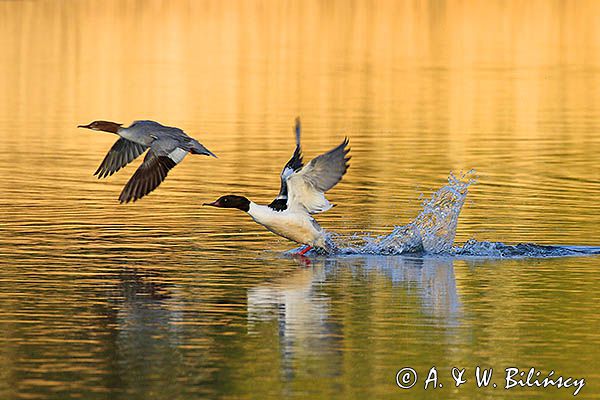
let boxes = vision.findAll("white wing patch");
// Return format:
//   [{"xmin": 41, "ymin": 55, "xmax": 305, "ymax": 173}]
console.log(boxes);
[
  {"xmin": 287, "ymin": 173, "xmax": 333, "ymax": 214},
  {"xmin": 168, "ymin": 147, "xmax": 188, "ymax": 164},
  {"xmin": 273, "ymin": 166, "xmax": 297, "ymax": 200},
  {"xmin": 285, "ymin": 138, "xmax": 350, "ymax": 214},
  {"xmin": 281, "ymin": 166, "xmax": 295, "ymax": 181}
]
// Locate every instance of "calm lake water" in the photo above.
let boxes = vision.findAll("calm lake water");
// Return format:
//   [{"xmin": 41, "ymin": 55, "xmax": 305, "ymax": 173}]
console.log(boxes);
[{"xmin": 1, "ymin": 1, "xmax": 600, "ymax": 399}]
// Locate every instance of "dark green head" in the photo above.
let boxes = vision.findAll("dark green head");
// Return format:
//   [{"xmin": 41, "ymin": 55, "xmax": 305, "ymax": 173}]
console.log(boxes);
[{"xmin": 204, "ymin": 195, "xmax": 250, "ymax": 212}]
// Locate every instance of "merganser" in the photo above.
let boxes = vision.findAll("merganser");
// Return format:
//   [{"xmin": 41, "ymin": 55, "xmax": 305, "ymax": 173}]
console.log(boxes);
[
  {"xmin": 204, "ymin": 118, "xmax": 350, "ymax": 255},
  {"xmin": 78, "ymin": 120, "xmax": 216, "ymax": 203}
]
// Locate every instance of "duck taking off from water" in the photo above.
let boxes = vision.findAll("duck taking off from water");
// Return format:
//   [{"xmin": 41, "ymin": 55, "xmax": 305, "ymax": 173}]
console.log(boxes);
[
  {"xmin": 78, "ymin": 120, "xmax": 216, "ymax": 203},
  {"xmin": 204, "ymin": 118, "xmax": 350, "ymax": 255}
]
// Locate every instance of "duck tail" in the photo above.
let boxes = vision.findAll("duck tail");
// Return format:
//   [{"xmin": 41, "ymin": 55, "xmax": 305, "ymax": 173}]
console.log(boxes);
[{"xmin": 190, "ymin": 141, "xmax": 217, "ymax": 158}]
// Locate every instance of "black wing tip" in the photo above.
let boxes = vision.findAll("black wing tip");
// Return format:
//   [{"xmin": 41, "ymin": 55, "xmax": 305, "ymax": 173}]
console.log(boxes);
[
  {"xmin": 339, "ymin": 136, "xmax": 351, "ymax": 155},
  {"xmin": 284, "ymin": 126, "xmax": 304, "ymax": 172},
  {"xmin": 119, "ymin": 190, "xmax": 147, "ymax": 203},
  {"xmin": 294, "ymin": 116, "xmax": 302, "ymax": 147},
  {"xmin": 94, "ymin": 168, "xmax": 117, "ymax": 179},
  {"xmin": 343, "ymin": 160, "xmax": 351, "ymax": 175},
  {"xmin": 287, "ymin": 146, "xmax": 304, "ymax": 171},
  {"xmin": 93, "ymin": 163, "xmax": 106, "ymax": 178},
  {"xmin": 118, "ymin": 186, "xmax": 137, "ymax": 203},
  {"xmin": 342, "ymin": 139, "xmax": 351, "ymax": 175},
  {"xmin": 119, "ymin": 195, "xmax": 142, "ymax": 204},
  {"xmin": 118, "ymin": 187, "xmax": 152, "ymax": 204},
  {"xmin": 334, "ymin": 137, "xmax": 350, "ymax": 151},
  {"xmin": 291, "ymin": 116, "xmax": 303, "ymax": 168}
]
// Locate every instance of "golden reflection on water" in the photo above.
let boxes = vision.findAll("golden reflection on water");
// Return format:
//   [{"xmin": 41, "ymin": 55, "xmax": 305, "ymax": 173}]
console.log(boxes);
[
  {"xmin": 1, "ymin": 1, "xmax": 600, "ymax": 399},
  {"xmin": 1, "ymin": 0, "xmax": 600, "ymax": 245}
]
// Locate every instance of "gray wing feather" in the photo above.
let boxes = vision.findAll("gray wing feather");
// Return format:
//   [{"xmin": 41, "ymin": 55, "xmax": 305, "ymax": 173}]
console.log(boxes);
[
  {"xmin": 286, "ymin": 138, "xmax": 350, "ymax": 214},
  {"xmin": 299, "ymin": 138, "xmax": 350, "ymax": 192},
  {"xmin": 118, "ymin": 150, "xmax": 177, "ymax": 203},
  {"xmin": 95, "ymin": 138, "xmax": 148, "ymax": 178}
]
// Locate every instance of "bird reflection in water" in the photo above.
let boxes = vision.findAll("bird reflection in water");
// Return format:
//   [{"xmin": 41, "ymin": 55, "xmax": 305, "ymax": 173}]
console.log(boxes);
[
  {"xmin": 100, "ymin": 268, "xmax": 185, "ymax": 391},
  {"xmin": 247, "ymin": 256, "xmax": 461, "ymax": 379}
]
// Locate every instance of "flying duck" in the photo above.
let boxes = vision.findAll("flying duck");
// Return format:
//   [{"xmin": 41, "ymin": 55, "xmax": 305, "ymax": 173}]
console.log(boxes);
[
  {"xmin": 204, "ymin": 118, "xmax": 350, "ymax": 255},
  {"xmin": 78, "ymin": 120, "xmax": 216, "ymax": 203}
]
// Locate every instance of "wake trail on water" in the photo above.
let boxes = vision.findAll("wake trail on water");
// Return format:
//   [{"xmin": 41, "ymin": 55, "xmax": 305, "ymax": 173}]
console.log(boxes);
[{"xmin": 316, "ymin": 171, "xmax": 600, "ymax": 259}]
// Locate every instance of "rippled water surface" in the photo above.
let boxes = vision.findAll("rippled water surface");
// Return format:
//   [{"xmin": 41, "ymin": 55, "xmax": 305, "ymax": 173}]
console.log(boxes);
[{"xmin": 1, "ymin": 1, "xmax": 600, "ymax": 399}]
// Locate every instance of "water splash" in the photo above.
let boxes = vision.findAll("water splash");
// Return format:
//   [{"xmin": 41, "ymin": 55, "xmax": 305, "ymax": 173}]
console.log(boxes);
[
  {"xmin": 325, "ymin": 171, "xmax": 474, "ymax": 255},
  {"xmin": 451, "ymin": 240, "xmax": 600, "ymax": 259},
  {"xmin": 310, "ymin": 170, "xmax": 600, "ymax": 259}
]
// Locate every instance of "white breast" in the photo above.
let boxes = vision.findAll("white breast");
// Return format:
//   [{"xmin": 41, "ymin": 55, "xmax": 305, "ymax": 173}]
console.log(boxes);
[{"xmin": 247, "ymin": 203, "xmax": 324, "ymax": 246}]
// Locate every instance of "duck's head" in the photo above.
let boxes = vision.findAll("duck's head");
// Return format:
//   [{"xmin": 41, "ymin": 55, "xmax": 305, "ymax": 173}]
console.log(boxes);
[
  {"xmin": 204, "ymin": 195, "xmax": 250, "ymax": 212},
  {"xmin": 78, "ymin": 120, "xmax": 122, "ymax": 133}
]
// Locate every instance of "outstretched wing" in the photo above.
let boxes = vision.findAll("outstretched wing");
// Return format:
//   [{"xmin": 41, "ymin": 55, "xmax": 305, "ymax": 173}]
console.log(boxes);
[
  {"xmin": 118, "ymin": 144, "xmax": 189, "ymax": 203},
  {"xmin": 286, "ymin": 138, "xmax": 350, "ymax": 214},
  {"xmin": 269, "ymin": 118, "xmax": 304, "ymax": 211},
  {"xmin": 95, "ymin": 138, "xmax": 148, "ymax": 178}
]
